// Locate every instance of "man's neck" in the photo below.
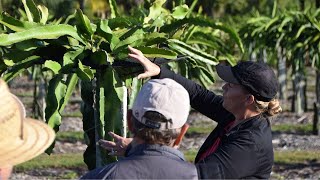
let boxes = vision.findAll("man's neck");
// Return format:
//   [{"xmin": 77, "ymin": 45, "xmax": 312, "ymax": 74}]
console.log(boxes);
[{"xmin": 131, "ymin": 137, "xmax": 175, "ymax": 148}]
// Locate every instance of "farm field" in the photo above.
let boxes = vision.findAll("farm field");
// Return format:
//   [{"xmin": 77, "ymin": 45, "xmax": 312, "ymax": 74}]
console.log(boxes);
[
  {"xmin": 1, "ymin": 1, "xmax": 320, "ymax": 179},
  {"xmin": 8, "ymin": 75, "xmax": 320, "ymax": 179}
]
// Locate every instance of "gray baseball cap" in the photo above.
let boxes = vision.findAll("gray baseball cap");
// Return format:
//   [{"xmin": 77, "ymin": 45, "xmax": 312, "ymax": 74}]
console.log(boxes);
[{"xmin": 132, "ymin": 78, "xmax": 190, "ymax": 130}]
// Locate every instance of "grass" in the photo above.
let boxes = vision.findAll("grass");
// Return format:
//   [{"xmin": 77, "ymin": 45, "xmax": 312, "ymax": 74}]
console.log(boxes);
[
  {"xmin": 14, "ymin": 92, "xmax": 34, "ymax": 97},
  {"xmin": 274, "ymin": 150, "xmax": 320, "ymax": 164},
  {"xmin": 183, "ymin": 150, "xmax": 320, "ymax": 164},
  {"xmin": 15, "ymin": 153, "xmax": 86, "ymax": 171},
  {"xmin": 271, "ymin": 124, "xmax": 313, "ymax": 134},
  {"xmin": 56, "ymin": 131, "xmax": 84, "ymax": 143},
  {"xmin": 186, "ymin": 126, "xmax": 214, "ymax": 135},
  {"xmin": 184, "ymin": 149, "xmax": 198, "ymax": 162},
  {"xmin": 61, "ymin": 111, "xmax": 83, "ymax": 118},
  {"xmin": 14, "ymin": 150, "xmax": 320, "ymax": 173}
]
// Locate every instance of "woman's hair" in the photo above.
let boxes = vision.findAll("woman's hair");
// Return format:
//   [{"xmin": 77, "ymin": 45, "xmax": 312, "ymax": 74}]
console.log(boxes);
[
  {"xmin": 131, "ymin": 111, "xmax": 180, "ymax": 146},
  {"xmin": 254, "ymin": 98, "xmax": 282, "ymax": 117}
]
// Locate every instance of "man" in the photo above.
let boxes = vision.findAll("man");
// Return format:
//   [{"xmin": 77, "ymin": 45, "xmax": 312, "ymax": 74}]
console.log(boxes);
[
  {"xmin": 0, "ymin": 79, "xmax": 55, "ymax": 180},
  {"xmin": 81, "ymin": 78, "xmax": 198, "ymax": 179}
]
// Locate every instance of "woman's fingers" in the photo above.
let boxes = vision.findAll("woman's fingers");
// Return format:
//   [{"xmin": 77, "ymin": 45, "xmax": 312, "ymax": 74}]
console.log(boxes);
[
  {"xmin": 128, "ymin": 45, "xmax": 143, "ymax": 56},
  {"xmin": 128, "ymin": 46, "xmax": 161, "ymax": 79},
  {"xmin": 128, "ymin": 53, "xmax": 146, "ymax": 65}
]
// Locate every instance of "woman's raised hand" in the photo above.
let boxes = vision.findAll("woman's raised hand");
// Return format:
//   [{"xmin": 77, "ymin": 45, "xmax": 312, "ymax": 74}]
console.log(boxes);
[{"xmin": 128, "ymin": 46, "xmax": 161, "ymax": 79}]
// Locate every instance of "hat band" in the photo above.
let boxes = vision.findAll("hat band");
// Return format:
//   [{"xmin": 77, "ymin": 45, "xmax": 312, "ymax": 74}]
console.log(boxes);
[{"xmin": 141, "ymin": 117, "xmax": 173, "ymax": 130}]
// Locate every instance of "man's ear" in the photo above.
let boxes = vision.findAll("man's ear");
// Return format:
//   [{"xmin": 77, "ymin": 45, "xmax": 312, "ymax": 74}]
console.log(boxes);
[
  {"xmin": 173, "ymin": 123, "xmax": 189, "ymax": 148},
  {"xmin": 127, "ymin": 109, "xmax": 133, "ymax": 132}
]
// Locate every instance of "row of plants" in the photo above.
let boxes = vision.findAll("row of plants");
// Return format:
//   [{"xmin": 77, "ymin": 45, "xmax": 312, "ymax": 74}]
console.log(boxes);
[{"xmin": 239, "ymin": 1, "xmax": 320, "ymax": 115}]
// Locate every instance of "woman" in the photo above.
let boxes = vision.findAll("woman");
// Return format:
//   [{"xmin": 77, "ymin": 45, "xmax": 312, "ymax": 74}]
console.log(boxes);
[{"xmin": 100, "ymin": 46, "xmax": 282, "ymax": 179}]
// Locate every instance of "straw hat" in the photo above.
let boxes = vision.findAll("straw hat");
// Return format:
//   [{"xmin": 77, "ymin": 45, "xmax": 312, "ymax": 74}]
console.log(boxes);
[{"xmin": 0, "ymin": 79, "xmax": 55, "ymax": 167}]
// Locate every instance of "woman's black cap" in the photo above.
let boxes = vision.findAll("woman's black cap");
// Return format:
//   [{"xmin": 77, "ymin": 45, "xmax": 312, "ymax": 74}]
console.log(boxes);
[{"xmin": 216, "ymin": 61, "xmax": 278, "ymax": 102}]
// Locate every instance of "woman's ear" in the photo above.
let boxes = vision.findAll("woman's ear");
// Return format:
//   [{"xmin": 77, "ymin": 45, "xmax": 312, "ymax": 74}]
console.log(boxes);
[
  {"xmin": 245, "ymin": 95, "xmax": 255, "ymax": 106},
  {"xmin": 127, "ymin": 109, "xmax": 133, "ymax": 132}
]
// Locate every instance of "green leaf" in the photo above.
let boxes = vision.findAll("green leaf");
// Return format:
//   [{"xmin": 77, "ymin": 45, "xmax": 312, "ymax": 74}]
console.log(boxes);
[
  {"xmin": 76, "ymin": 61, "xmax": 94, "ymax": 81},
  {"xmin": 168, "ymin": 39, "xmax": 218, "ymax": 65},
  {"xmin": 38, "ymin": 5, "xmax": 49, "ymax": 24},
  {"xmin": 136, "ymin": 47, "xmax": 177, "ymax": 59},
  {"xmin": 97, "ymin": 68, "xmax": 124, "ymax": 164},
  {"xmin": 90, "ymin": 50, "xmax": 108, "ymax": 66},
  {"xmin": 22, "ymin": 0, "xmax": 41, "ymax": 22},
  {"xmin": 128, "ymin": 78, "xmax": 142, "ymax": 108},
  {"xmin": 4, "ymin": 60, "xmax": 14, "ymax": 66},
  {"xmin": 2, "ymin": 56, "xmax": 40, "ymax": 81},
  {"xmin": 112, "ymin": 32, "xmax": 167, "ymax": 55},
  {"xmin": 63, "ymin": 48, "xmax": 84, "ymax": 66},
  {"xmin": 75, "ymin": 9, "xmax": 94, "ymax": 36},
  {"xmin": 199, "ymin": 67, "xmax": 215, "ymax": 85},
  {"xmin": 0, "ymin": 12, "xmax": 41, "ymax": 32},
  {"xmin": 59, "ymin": 74, "xmax": 78, "ymax": 115},
  {"xmin": 15, "ymin": 39, "xmax": 45, "ymax": 51},
  {"xmin": 97, "ymin": 19, "xmax": 120, "ymax": 50},
  {"xmin": 108, "ymin": 0, "xmax": 119, "ymax": 18},
  {"xmin": 172, "ymin": 5, "xmax": 189, "ymax": 20},
  {"xmin": 80, "ymin": 80, "xmax": 96, "ymax": 170},
  {"xmin": 45, "ymin": 74, "xmax": 78, "ymax": 154},
  {"xmin": 0, "ymin": 24, "xmax": 85, "ymax": 46},
  {"xmin": 295, "ymin": 24, "xmax": 312, "ymax": 39},
  {"xmin": 44, "ymin": 60, "xmax": 61, "ymax": 75},
  {"xmin": 3, "ymin": 49, "xmax": 34, "ymax": 63},
  {"xmin": 145, "ymin": 0, "xmax": 166, "ymax": 23},
  {"xmin": 107, "ymin": 17, "xmax": 141, "ymax": 30},
  {"xmin": 218, "ymin": 54, "xmax": 237, "ymax": 66},
  {"xmin": 112, "ymin": 29, "xmax": 145, "ymax": 52},
  {"xmin": 272, "ymin": 0, "xmax": 277, "ymax": 18},
  {"xmin": 160, "ymin": 17, "xmax": 244, "ymax": 53}
]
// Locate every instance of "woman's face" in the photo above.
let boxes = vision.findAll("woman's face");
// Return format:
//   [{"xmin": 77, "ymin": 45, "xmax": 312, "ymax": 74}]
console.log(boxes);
[{"xmin": 222, "ymin": 82, "xmax": 250, "ymax": 114}]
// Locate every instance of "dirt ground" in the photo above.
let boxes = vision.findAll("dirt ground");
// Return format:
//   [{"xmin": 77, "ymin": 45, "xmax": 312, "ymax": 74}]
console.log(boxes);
[{"xmin": 7, "ymin": 76, "xmax": 320, "ymax": 179}]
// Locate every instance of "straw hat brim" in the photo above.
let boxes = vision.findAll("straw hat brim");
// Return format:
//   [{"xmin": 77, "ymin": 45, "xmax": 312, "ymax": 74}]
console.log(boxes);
[{"xmin": 0, "ymin": 118, "xmax": 55, "ymax": 167}]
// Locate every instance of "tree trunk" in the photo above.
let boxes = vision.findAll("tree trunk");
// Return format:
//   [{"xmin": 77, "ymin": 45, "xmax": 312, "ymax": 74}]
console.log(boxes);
[
  {"xmin": 299, "ymin": 0, "xmax": 305, "ymax": 11},
  {"xmin": 314, "ymin": 70, "xmax": 320, "ymax": 135},
  {"xmin": 79, "ymin": 0, "xmax": 85, "ymax": 10},
  {"xmin": 82, "ymin": 80, "xmax": 96, "ymax": 170},
  {"xmin": 317, "ymin": 70, "xmax": 320, "ymax": 103},
  {"xmin": 121, "ymin": 85, "xmax": 128, "ymax": 138},
  {"xmin": 249, "ymin": 42, "xmax": 257, "ymax": 61},
  {"xmin": 0, "ymin": 0, "xmax": 3, "ymax": 12},
  {"xmin": 258, "ymin": 48, "xmax": 267, "ymax": 63},
  {"xmin": 291, "ymin": 69, "xmax": 306, "ymax": 115},
  {"xmin": 277, "ymin": 47, "xmax": 287, "ymax": 100},
  {"xmin": 313, "ymin": 102, "xmax": 319, "ymax": 135},
  {"xmin": 94, "ymin": 76, "xmax": 104, "ymax": 168}
]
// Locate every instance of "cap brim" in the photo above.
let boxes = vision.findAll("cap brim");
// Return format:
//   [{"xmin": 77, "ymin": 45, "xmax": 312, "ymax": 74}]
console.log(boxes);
[{"xmin": 216, "ymin": 64, "xmax": 240, "ymax": 84}]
